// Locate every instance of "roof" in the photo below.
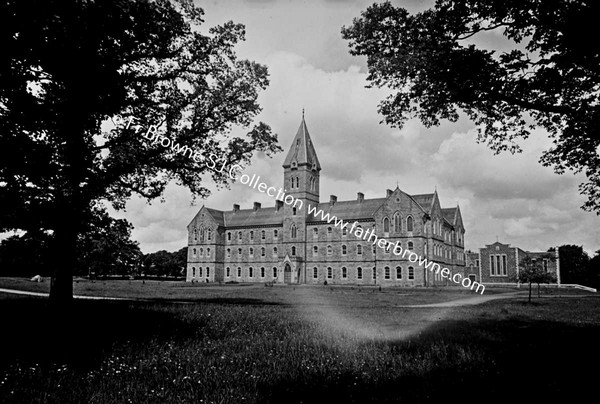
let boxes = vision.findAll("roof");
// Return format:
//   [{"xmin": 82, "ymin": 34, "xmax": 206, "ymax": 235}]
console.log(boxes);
[
  {"xmin": 411, "ymin": 193, "xmax": 434, "ymax": 212},
  {"xmin": 222, "ymin": 207, "xmax": 284, "ymax": 227},
  {"xmin": 282, "ymin": 117, "xmax": 321, "ymax": 170},
  {"xmin": 307, "ymin": 198, "xmax": 386, "ymax": 222},
  {"xmin": 441, "ymin": 208, "xmax": 457, "ymax": 225}
]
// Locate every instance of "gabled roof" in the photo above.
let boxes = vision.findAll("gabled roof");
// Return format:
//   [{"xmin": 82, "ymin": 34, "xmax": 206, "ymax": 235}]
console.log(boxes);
[
  {"xmin": 282, "ymin": 116, "xmax": 321, "ymax": 170},
  {"xmin": 441, "ymin": 207, "xmax": 457, "ymax": 225},
  {"xmin": 411, "ymin": 193, "xmax": 435, "ymax": 213},
  {"xmin": 223, "ymin": 206, "xmax": 284, "ymax": 227},
  {"xmin": 307, "ymin": 198, "xmax": 386, "ymax": 223}
]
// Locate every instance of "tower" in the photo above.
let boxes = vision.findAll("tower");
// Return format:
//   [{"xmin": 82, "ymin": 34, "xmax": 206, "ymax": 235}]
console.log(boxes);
[{"xmin": 281, "ymin": 113, "xmax": 321, "ymax": 282}]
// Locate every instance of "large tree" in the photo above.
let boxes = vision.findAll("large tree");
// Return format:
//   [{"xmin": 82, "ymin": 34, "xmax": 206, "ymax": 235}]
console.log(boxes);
[
  {"xmin": 0, "ymin": 0, "xmax": 281, "ymax": 303},
  {"xmin": 342, "ymin": 0, "xmax": 600, "ymax": 213}
]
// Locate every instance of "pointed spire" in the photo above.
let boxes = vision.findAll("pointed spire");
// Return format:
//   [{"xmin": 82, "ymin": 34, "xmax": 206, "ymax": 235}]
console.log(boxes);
[{"xmin": 282, "ymin": 111, "xmax": 321, "ymax": 170}]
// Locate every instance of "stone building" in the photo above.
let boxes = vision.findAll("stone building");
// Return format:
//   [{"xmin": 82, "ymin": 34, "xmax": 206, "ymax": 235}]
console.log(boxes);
[
  {"xmin": 186, "ymin": 116, "xmax": 466, "ymax": 285},
  {"xmin": 464, "ymin": 242, "xmax": 560, "ymax": 285}
]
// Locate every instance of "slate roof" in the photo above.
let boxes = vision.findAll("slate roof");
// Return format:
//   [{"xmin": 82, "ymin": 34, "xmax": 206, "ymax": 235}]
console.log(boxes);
[
  {"xmin": 411, "ymin": 193, "xmax": 435, "ymax": 212},
  {"xmin": 282, "ymin": 117, "xmax": 321, "ymax": 170},
  {"xmin": 221, "ymin": 207, "xmax": 285, "ymax": 227},
  {"xmin": 307, "ymin": 198, "xmax": 387, "ymax": 222},
  {"xmin": 441, "ymin": 208, "xmax": 457, "ymax": 225}
]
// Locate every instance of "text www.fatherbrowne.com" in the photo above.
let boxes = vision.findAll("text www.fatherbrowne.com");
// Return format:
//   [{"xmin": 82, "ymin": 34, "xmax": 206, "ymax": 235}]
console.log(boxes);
[{"xmin": 133, "ymin": 119, "xmax": 484, "ymax": 294}]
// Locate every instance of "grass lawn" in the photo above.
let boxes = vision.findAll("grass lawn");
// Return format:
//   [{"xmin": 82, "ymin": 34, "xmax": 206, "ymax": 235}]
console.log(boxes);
[{"xmin": 0, "ymin": 279, "xmax": 598, "ymax": 403}]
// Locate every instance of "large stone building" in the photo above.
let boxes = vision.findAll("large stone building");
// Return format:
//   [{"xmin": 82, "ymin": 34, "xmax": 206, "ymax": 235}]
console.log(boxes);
[
  {"xmin": 464, "ymin": 242, "xmax": 560, "ymax": 285},
  {"xmin": 186, "ymin": 117, "xmax": 466, "ymax": 285}
]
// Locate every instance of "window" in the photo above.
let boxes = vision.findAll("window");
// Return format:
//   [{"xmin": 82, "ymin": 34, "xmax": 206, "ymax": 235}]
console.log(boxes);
[
  {"xmin": 273, "ymin": 247, "xmax": 278, "ymax": 257},
  {"xmin": 199, "ymin": 247, "xmax": 204, "ymax": 256},
  {"xmin": 313, "ymin": 267, "xmax": 318, "ymax": 279},
  {"xmin": 199, "ymin": 267, "xmax": 203, "ymax": 277},
  {"xmin": 342, "ymin": 267, "xmax": 347, "ymax": 279},
  {"xmin": 393, "ymin": 213, "xmax": 400, "ymax": 233},
  {"xmin": 327, "ymin": 267, "xmax": 332, "ymax": 279},
  {"xmin": 194, "ymin": 228, "xmax": 198, "ymax": 241},
  {"xmin": 207, "ymin": 229, "xmax": 212, "ymax": 241},
  {"xmin": 383, "ymin": 217, "xmax": 390, "ymax": 234},
  {"xmin": 226, "ymin": 248, "xmax": 231, "ymax": 258},
  {"xmin": 313, "ymin": 228, "xmax": 318, "ymax": 238},
  {"xmin": 372, "ymin": 245, "xmax": 376, "ymax": 255},
  {"xmin": 192, "ymin": 267, "xmax": 196, "ymax": 277},
  {"xmin": 543, "ymin": 259, "xmax": 549, "ymax": 272},
  {"xmin": 206, "ymin": 267, "xmax": 210, "ymax": 277},
  {"xmin": 342, "ymin": 245, "xmax": 347, "ymax": 255},
  {"xmin": 261, "ymin": 230, "xmax": 265, "ymax": 240},
  {"xmin": 357, "ymin": 244, "xmax": 362, "ymax": 255},
  {"xmin": 226, "ymin": 267, "xmax": 230, "ymax": 277},
  {"xmin": 407, "ymin": 216, "xmax": 414, "ymax": 232},
  {"xmin": 384, "ymin": 266, "xmax": 390, "ymax": 279},
  {"xmin": 274, "ymin": 229, "xmax": 278, "ymax": 238},
  {"xmin": 357, "ymin": 267, "xmax": 363, "ymax": 280},
  {"xmin": 313, "ymin": 246, "xmax": 318, "ymax": 256},
  {"xmin": 206, "ymin": 248, "xmax": 210, "ymax": 257},
  {"xmin": 502, "ymin": 255, "xmax": 507, "ymax": 275},
  {"xmin": 200, "ymin": 227, "xmax": 205, "ymax": 240},
  {"xmin": 291, "ymin": 246, "xmax": 296, "ymax": 256},
  {"xmin": 238, "ymin": 248, "xmax": 242, "ymax": 257},
  {"xmin": 249, "ymin": 267, "xmax": 253, "ymax": 277},
  {"xmin": 193, "ymin": 248, "xmax": 197, "ymax": 257},
  {"xmin": 469, "ymin": 274, "xmax": 476, "ymax": 282},
  {"xmin": 384, "ymin": 243, "xmax": 391, "ymax": 254},
  {"xmin": 327, "ymin": 227, "xmax": 332, "ymax": 236},
  {"xmin": 250, "ymin": 231, "xmax": 254, "ymax": 241},
  {"xmin": 396, "ymin": 266, "xmax": 402, "ymax": 280},
  {"xmin": 342, "ymin": 227, "xmax": 347, "ymax": 237},
  {"xmin": 273, "ymin": 267, "xmax": 277, "ymax": 278},
  {"xmin": 238, "ymin": 231, "xmax": 242, "ymax": 241},
  {"xmin": 408, "ymin": 266, "xmax": 414, "ymax": 280},
  {"xmin": 261, "ymin": 267, "xmax": 265, "ymax": 278},
  {"xmin": 327, "ymin": 245, "xmax": 333, "ymax": 256},
  {"xmin": 261, "ymin": 247, "xmax": 266, "ymax": 257},
  {"xmin": 292, "ymin": 207, "xmax": 297, "ymax": 216},
  {"xmin": 249, "ymin": 248, "xmax": 254, "ymax": 258},
  {"xmin": 227, "ymin": 232, "xmax": 231, "ymax": 241},
  {"xmin": 291, "ymin": 224, "xmax": 297, "ymax": 239},
  {"xmin": 408, "ymin": 241, "xmax": 414, "ymax": 250},
  {"xmin": 237, "ymin": 267, "xmax": 241, "ymax": 277},
  {"xmin": 372, "ymin": 267, "xmax": 376, "ymax": 280}
]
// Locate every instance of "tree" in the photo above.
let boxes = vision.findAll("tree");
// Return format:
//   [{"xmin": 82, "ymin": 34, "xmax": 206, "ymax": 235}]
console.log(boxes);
[
  {"xmin": 0, "ymin": 0, "xmax": 281, "ymax": 303},
  {"xmin": 342, "ymin": 0, "xmax": 600, "ymax": 213},
  {"xmin": 142, "ymin": 246, "xmax": 186, "ymax": 278},
  {"xmin": 558, "ymin": 245, "xmax": 590, "ymax": 285},
  {"xmin": 514, "ymin": 256, "xmax": 557, "ymax": 303}
]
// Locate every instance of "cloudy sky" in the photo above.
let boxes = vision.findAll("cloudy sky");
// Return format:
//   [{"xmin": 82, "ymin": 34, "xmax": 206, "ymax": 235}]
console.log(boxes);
[{"xmin": 113, "ymin": 0, "xmax": 600, "ymax": 255}]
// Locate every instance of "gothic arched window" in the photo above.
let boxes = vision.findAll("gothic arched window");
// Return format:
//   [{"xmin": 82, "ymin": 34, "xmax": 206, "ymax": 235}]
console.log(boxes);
[
  {"xmin": 394, "ymin": 213, "xmax": 401, "ymax": 232},
  {"xmin": 407, "ymin": 216, "xmax": 414, "ymax": 232},
  {"xmin": 291, "ymin": 224, "xmax": 297, "ymax": 239},
  {"xmin": 383, "ymin": 217, "xmax": 390, "ymax": 233}
]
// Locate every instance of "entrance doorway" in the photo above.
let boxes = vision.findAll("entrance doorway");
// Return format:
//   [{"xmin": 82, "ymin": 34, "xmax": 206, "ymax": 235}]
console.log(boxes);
[{"xmin": 284, "ymin": 263, "xmax": 292, "ymax": 284}]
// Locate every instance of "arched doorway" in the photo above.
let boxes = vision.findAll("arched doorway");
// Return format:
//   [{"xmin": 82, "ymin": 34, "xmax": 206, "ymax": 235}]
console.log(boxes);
[{"xmin": 284, "ymin": 263, "xmax": 292, "ymax": 284}]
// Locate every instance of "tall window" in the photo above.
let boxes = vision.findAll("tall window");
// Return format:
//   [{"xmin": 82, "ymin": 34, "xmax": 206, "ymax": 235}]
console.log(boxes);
[
  {"xmin": 327, "ymin": 227, "xmax": 332, "ymax": 236},
  {"xmin": 238, "ymin": 248, "xmax": 242, "ymax": 257},
  {"xmin": 227, "ymin": 232, "xmax": 231, "ymax": 241},
  {"xmin": 342, "ymin": 245, "xmax": 347, "ymax": 255},
  {"xmin": 327, "ymin": 267, "xmax": 332, "ymax": 279},
  {"xmin": 291, "ymin": 224, "xmax": 297, "ymax": 239},
  {"xmin": 396, "ymin": 266, "xmax": 402, "ymax": 279},
  {"xmin": 383, "ymin": 217, "xmax": 390, "ymax": 234},
  {"xmin": 357, "ymin": 244, "xmax": 362, "ymax": 255},
  {"xmin": 292, "ymin": 207, "xmax": 297, "ymax": 216},
  {"xmin": 274, "ymin": 229, "xmax": 278, "ymax": 238},
  {"xmin": 199, "ymin": 267, "xmax": 203, "ymax": 277},
  {"xmin": 261, "ymin": 267, "xmax": 265, "ymax": 278},
  {"xmin": 207, "ymin": 228, "xmax": 212, "ymax": 241},
  {"xmin": 313, "ymin": 228, "xmax": 318, "ymax": 238},
  {"xmin": 291, "ymin": 246, "xmax": 296, "ymax": 256},
  {"xmin": 192, "ymin": 267, "xmax": 196, "ymax": 277},
  {"xmin": 273, "ymin": 267, "xmax": 277, "ymax": 278},
  {"xmin": 206, "ymin": 248, "xmax": 210, "ymax": 257},
  {"xmin": 408, "ymin": 266, "xmax": 414, "ymax": 280},
  {"xmin": 543, "ymin": 258, "xmax": 548, "ymax": 272},
  {"xmin": 200, "ymin": 226, "xmax": 205, "ymax": 240},
  {"xmin": 313, "ymin": 246, "xmax": 318, "ymax": 256},
  {"xmin": 384, "ymin": 266, "xmax": 390, "ymax": 279},
  {"xmin": 226, "ymin": 267, "xmax": 230, "ymax": 277},
  {"xmin": 342, "ymin": 267, "xmax": 347, "ymax": 279},
  {"xmin": 407, "ymin": 216, "xmax": 414, "ymax": 232},
  {"xmin": 342, "ymin": 227, "xmax": 347, "ymax": 237},
  {"xmin": 237, "ymin": 267, "xmax": 241, "ymax": 277},
  {"xmin": 394, "ymin": 213, "xmax": 401, "ymax": 232},
  {"xmin": 357, "ymin": 267, "xmax": 363, "ymax": 280},
  {"xmin": 372, "ymin": 267, "xmax": 376, "ymax": 280},
  {"xmin": 313, "ymin": 267, "xmax": 318, "ymax": 279},
  {"xmin": 261, "ymin": 230, "xmax": 265, "ymax": 240},
  {"xmin": 372, "ymin": 245, "xmax": 376, "ymax": 255},
  {"xmin": 194, "ymin": 228, "xmax": 198, "ymax": 241},
  {"xmin": 193, "ymin": 248, "xmax": 197, "ymax": 257},
  {"xmin": 249, "ymin": 267, "xmax": 253, "ymax": 277},
  {"xmin": 249, "ymin": 248, "xmax": 254, "ymax": 257},
  {"xmin": 408, "ymin": 241, "xmax": 414, "ymax": 250},
  {"xmin": 200, "ymin": 247, "xmax": 203, "ymax": 256},
  {"xmin": 250, "ymin": 231, "xmax": 254, "ymax": 241},
  {"xmin": 226, "ymin": 248, "xmax": 231, "ymax": 258},
  {"xmin": 261, "ymin": 247, "xmax": 265, "ymax": 257},
  {"xmin": 206, "ymin": 267, "xmax": 210, "ymax": 277},
  {"xmin": 238, "ymin": 231, "xmax": 242, "ymax": 241},
  {"xmin": 490, "ymin": 254, "xmax": 507, "ymax": 276},
  {"xmin": 273, "ymin": 247, "xmax": 278, "ymax": 257},
  {"xmin": 327, "ymin": 245, "xmax": 333, "ymax": 256}
]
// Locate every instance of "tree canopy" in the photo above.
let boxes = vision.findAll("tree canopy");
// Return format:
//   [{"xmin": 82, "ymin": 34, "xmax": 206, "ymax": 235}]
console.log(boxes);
[
  {"xmin": 342, "ymin": 0, "xmax": 600, "ymax": 213},
  {"xmin": 0, "ymin": 0, "xmax": 281, "ymax": 301}
]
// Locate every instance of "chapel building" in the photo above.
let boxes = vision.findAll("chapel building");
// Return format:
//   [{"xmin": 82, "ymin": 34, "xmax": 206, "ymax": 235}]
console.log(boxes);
[{"xmin": 186, "ymin": 116, "xmax": 466, "ymax": 286}]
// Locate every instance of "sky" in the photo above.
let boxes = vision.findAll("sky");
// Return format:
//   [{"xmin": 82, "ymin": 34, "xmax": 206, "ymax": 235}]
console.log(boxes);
[{"xmin": 111, "ymin": 0, "xmax": 600, "ymax": 256}]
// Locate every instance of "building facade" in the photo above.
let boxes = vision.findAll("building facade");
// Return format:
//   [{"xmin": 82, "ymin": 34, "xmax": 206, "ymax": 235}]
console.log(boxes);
[
  {"xmin": 464, "ymin": 242, "xmax": 560, "ymax": 285},
  {"xmin": 186, "ymin": 117, "xmax": 466, "ymax": 286}
]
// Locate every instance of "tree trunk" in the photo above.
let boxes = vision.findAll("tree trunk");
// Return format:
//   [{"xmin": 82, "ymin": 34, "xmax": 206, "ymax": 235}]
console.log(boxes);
[{"xmin": 49, "ymin": 224, "xmax": 78, "ymax": 305}]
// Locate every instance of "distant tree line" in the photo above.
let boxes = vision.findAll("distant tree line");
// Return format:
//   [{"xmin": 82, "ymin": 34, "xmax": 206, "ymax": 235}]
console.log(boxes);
[
  {"xmin": 141, "ymin": 247, "xmax": 187, "ymax": 278},
  {"xmin": 558, "ymin": 245, "xmax": 600, "ymax": 289}
]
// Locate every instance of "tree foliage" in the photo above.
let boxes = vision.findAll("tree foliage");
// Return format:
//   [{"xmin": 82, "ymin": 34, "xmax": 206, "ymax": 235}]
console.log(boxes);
[
  {"xmin": 558, "ymin": 244, "xmax": 600, "ymax": 288},
  {"xmin": 142, "ymin": 247, "xmax": 187, "ymax": 278},
  {"xmin": 0, "ymin": 0, "xmax": 281, "ymax": 301},
  {"xmin": 515, "ymin": 256, "xmax": 557, "ymax": 302},
  {"xmin": 342, "ymin": 0, "xmax": 600, "ymax": 212}
]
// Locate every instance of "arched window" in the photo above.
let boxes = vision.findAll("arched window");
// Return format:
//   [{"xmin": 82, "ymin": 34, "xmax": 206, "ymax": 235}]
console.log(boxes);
[
  {"xmin": 206, "ymin": 248, "xmax": 210, "ymax": 257},
  {"xmin": 249, "ymin": 247, "xmax": 254, "ymax": 257},
  {"xmin": 199, "ymin": 248, "xmax": 203, "ymax": 256},
  {"xmin": 207, "ymin": 228, "xmax": 212, "ymax": 241},
  {"xmin": 313, "ymin": 267, "xmax": 318, "ymax": 279},
  {"xmin": 357, "ymin": 244, "xmax": 362, "ymax": 255},
  {"xmin": 407, "ymin": 216, "xmax": 414, "ymax": 232},
  {"xmin": 341, "ymin": 267, "xmax": 347, "ymax": 279},
  {"xmin": 372, "ymin": 267, "xmax": 376, "ymax": 280},
  {"xmin": 238, "ymin": 248, "xmax": 242, "ymax": 256},
  {"xmin": 327, "ymin": 267, "xmax": 332, "ymax": 279},
  {"xmin": 261, "ymin": 247, "xmax": 265, "ymax": 257},
  {"xmin": 226, "ymin": 267, "xmax": 230, "ymax": 277},
  {"xmin": 273, "ymin": 247, "xmax": 278, "ymax": 257},
  {"xmin": 291, "ymin": 246, "xmax": 296, "ymax": 256},
  {"xmin": 357, "ymin": 267, "xmax": 363, "ymax": 280},
  {"xmin": 327, "ymin": 227, "xmax": 332, "ymax": 236},
  {"xmin": 396, "ymin": 266, "xmax": 402, "ymax": 279},
  {"xmin": 291, "ymin": 224, "xmax": 297, "ymax": 239},
  {"xmin": 206, "ymin": 267, "xmax": 210, "ymax": 277},
  {"xmin": 342, "ymin": 227, "xmax": 347, "ymax": 236},
  {"xmin": 192, "ymin": 267, "xmax": 196, "ymax": 277},
  {"xmin": 226, "ymin": 248, "xmax": 231, "ymax": 258},
  {"xmin": 408, "ymin": 241, "xmax": 414, "ymax": 250},
  {"xmin": 261, "ymin": 267, "xmax": 265, "ymax": 278},
  {"xmin": 194, "ymin": 228, "xmax": 198, "ymax": 241},
  {"xmin": 342, "ymin": 245, "xmax": 347, "ymax": 255},
  {"xmin": 250, "ymin": 231, "xmax": 254, "ymax": 241},
  {"xmin": 292, "ymin": 207, "xmax": 297, "ymax": 216},
  {"xmin": 274, "ymin": 229, "xmax": 278, "ymax": 238},
  {"xmin": 238, "ymin": 231, "xmax": 242, "ymax": 241},
  {"xmin": 313, "ymin": 227, "xmax": 318, "ymax": 238},
  {"xmin": 199, "ymin": 267, "xmax": 203, "ymax": 277},
  {"xmin": 327, "ymin": 245, "xmax": 333, "ymax": 256},
  {"xmin": 313, "ymin": 246, "xmax": 318, "ymax": 256},
  {"xmin": 237, "ymin": 267, "xmax": 241, "ymax": 277},
  {"xmin": 384, "ymin": 266, "xmax": 390, "ymax": 279},
  {"xmin": 261, "ymin": 230, "xmax": 266, "ymax": 240},
  {"xmin": 383, "ymin": 217, "xmax": 390, "ymax": 233},
  {"xmin": 394, "ymin": 213, "xmax": 401, "ymax": 232},
  {"xmin": 227, "ymin": 232, "xmax": 231, "ymax": 241},
  {"xmin": 249, "ymin": 267, "xmax": 253, "ymax": 277},
  {"xmin": 408, "ymin": 266, "xmax": 415, "ymax": 280},
  {"xmin": 193, "ymin": 248, "xmax": 197, "ymax": 256},
  {"xmin": 200, "ymin": 226, "xmax": 205, "ymax": 240},
  {"xmin": 273, "ymin": 267, "xmax": 277, "ymax": 278}
]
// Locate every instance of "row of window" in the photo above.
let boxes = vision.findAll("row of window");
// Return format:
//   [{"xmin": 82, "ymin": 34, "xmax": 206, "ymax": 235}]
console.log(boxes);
[
  {"xmin": 490, "ymin": 254, "xmax": 508, "ymax": 276},
  {"xmin": 315, "ymin": 265, "xmax": 415, "ymax": 280},
  {"xmin": 191, "ymin": 267, "xmax": 211, "ymax": 278},
  {"xmin": 382, "ymin": 214, "xmax": 414, "ymax": 234}
]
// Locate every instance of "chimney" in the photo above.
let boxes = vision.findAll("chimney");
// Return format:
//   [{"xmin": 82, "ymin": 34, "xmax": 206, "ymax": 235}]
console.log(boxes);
[
  {"xmin": 275, "ymin": 200, "xmax": 284, "ymax": 211},
  {"xmin": 233, "ymin": 204, "xmax": 240, "ymax": 212},
  {"xmin": 330, "ymin": 195, "xmax": 337, "ymax": 206},
  {"xmin": 386, "ymin": 189, "xmax": 393, "ymax": 197},
  {"xmin": 357, "ymin": 192, "xmax": 364, "ymax": 203},
  {"xmin": 253, "ymin": 202, "xmax": 261, "ymax": 211}
]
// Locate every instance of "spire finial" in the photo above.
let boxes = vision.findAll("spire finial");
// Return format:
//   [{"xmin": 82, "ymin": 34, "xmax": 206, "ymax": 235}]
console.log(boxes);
[{"xmin": 302, "ymin": 107, "xmax": 305, "ymax": 119}]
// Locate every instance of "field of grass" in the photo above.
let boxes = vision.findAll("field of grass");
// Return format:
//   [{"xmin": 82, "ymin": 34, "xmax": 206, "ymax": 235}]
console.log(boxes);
[{"xmin": 1, "ymin": 279, "xmax": 598, "ymax": 403}]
